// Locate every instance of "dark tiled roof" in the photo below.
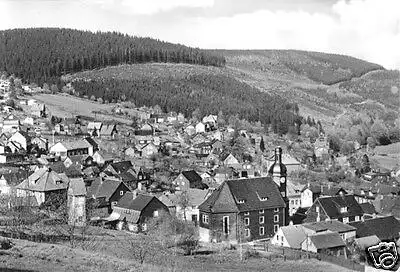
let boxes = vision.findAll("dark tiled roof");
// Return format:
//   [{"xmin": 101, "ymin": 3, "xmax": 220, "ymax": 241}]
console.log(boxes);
[
  {"xmin": 199, "ymin": 177, "xmax": 286, "ymax": 213},
  {"xmin": 359, "ymin": 202, "xmax": 377, "ymax": 215},
  {"xmin": 317, "ymin": 195, "xmax": 363, "ymax": 219},
  {"xmin": 349, "ymin": 216, "xmax": 400, "ymax": 241},
  {"xmin": 181, "ymin": 170, "xmax": 208, "ymax": 189},
  {"xmin": 84, "ymin": 137, "xmax": 98, "ymax": 148},
  {"xmin": 110, "ymin": 161, "xmax": 133, "ymax": 174},
  {"xmin": 86, "ymin": 176, "xmax": 124, "ymax": 200},
  {"xmin": 303, "ymin": 220, "xmax": 356, "ymax": 233},
  {"xmin": 309, "ymin": 232, "xmax": 345, "ymax": 249},
  {"xmin": 116, "ymin": 192, "xmax": 155, "ymax": 211}
]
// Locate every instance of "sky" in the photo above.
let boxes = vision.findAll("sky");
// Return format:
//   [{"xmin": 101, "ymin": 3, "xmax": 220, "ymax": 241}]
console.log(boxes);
[{"xmin": 0, "ymin": 0, "xmax": 399, "ymax": 69}]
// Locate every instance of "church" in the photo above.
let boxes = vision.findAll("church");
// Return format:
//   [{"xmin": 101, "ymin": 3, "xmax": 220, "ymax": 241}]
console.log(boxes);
[{"xmin": 198, "ymin": 147, "xmax": 289, "ymax": 243}]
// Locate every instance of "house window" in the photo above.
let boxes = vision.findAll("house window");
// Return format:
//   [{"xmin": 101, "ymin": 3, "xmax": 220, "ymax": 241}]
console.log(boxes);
[
  {"xmin": 355, "ymin": 216, "xmax": 360, "ymax": 221},
  {"xmin": 274, "ymin": 214, "xmax": 279, "ymax": 223},
  {"xmin": 290, "ymin": 200, "xmax": 294, "ymax": 205},
  {"xmin": 295, "ymin": 200, "xmax": 298, "ymax": 205},
  {"xmin": 120, "ymin": 191, "xmax": 124, "ymax": 196},
  {"xmin": 340, "ymin": 234, "xmax": 345, "ymax": 240},
  {"xmin": 238, "ymin": 199, "xmax": 245, "ymax": 204},
  {"xmin": 259, "ymin": 227, "xmax": 265, "ymax": 236},
  {"xmin": 274, "ymin": 225, "xmax": 279, "ymax": 233},
  {"xmin": 274, "ymin": 208, "xmax": 279, "ymax": 213},
  {"xmin": 202, "ymin": 214, "xmax": 209, "ymax": 224},
  {"xmin": 244, "ymin": 211, "xmax": 250, "ymax": 216},
  {"xmin": 259, "ymin": 209, "xmax": 264, "ymax": 214},
  {"xmin": 244, "ymin": 217, "xmax": 250, "ymax": 226},
  {"xmin": 259, "ymin": 216, "xmax": 264, "ymax": 224},
  {"xmin": 245, "ymin": 228, "xmax": 250, "ymax": 237},
  {"xmin": 223, "ymin": 216, "xmax": 229, "ymax": 235},
  {"xmin": 342, "ymin": 217, "xmax": 349, "ymax": 223},
  {"xmin": 340, "ymin": 207, "xmax": 348, "ymax": 213},
  {"xmin": 153, "ymin": 210, "xmax": 159, "ymax": 217}
]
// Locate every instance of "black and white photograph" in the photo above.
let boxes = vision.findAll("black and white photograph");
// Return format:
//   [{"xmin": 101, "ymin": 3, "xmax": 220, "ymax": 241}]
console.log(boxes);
[{"xmin": 0, "ymin": 0, "xmax": 399, "ymax": 271}]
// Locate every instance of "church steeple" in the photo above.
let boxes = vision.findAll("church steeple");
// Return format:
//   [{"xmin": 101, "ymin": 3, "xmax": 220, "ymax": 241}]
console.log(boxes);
[{"xmin": 268, "ymin": 146, "xmax": 287, "ymax": 198}]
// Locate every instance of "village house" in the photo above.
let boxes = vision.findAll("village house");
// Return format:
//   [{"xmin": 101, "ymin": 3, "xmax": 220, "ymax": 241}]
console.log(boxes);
[
  {"xmin": 0, "ymin": 153, "xmax": 25, "ymax": 164},
  {"xmin": 223, "ymin": 153, "xmax": 241, "ymax": 169},
  {"xmin": 300, "ymin": 231, "xmax": 346, "ymax": 255},
  {"xmin": 198, "ymin": 176, "xmax": 287, "ymax": 243},
  {"xmin": 86, "ymin": 176, "xmax": 131, "ymax": 215},
  {"xmin": 2, "ymin": 115, "xmax": 20, "ymax": 133},
  {"xmin": 50, "ymin": 139, "xmax": 94, "ymax": 158},
  {"xmin": 8, "ymin": 131, "xmax": 31, "ymax": 151},
  {"xmin": 67, "ymin": 177, "xmax": 86, "ymax": 227},
  {"xmin": 304, "ymin": 194, "xmax": 363, "ymax": 224},
  {"xmin": 173, "ymin": 170, "xmax": 208, "ymax": 191},
  {"xmin": 139, "ymin": 142, "xmax": 158, "ymax": 158},
  {"xmin": 92, "ymin": 150, "xmax": 114, "ymax": 166},
  {"xmin": 99, "ymin": 124, "xmax": 118, "ymax": 139},
  {"xmin": 166, "ymin": 188, "xmax": 211, "ymax": 224},
  {"xmin": 15, "ymin": 167, "xmax": 69, "ymax": 206},
  {"xmin": 31, "ymin": 136, "xmax": 49, "ymax": 152},
  {"xmin": 287, "ymin": 179, "xmax": 302, "ymax": 216},
  {"xmin": 105, "ymin": 161, "xmax": 134, "ymax": 176},
  {"xmin": 272, "ymin": 225, "xmax": 307, "ymax": 249},
  {"xmin": 349, "ymin": 216, "xmax": 400, "ymax": 241},
  {"xmin": 0, "ymin": 174, "xmax": 11, "ymax": 195},
  {"xmin": 31, "ymin": 103, "xmax": 46, "ymax": 117},
  {"xmin": 300, "ymin": 184, "xmax": 348, "ymax": 208},
  {"xmin": 87, "ymin": 122, "xmax": 102, "ymax": 137},
  {"xmin": 111, "ymin": 192, "xmax": 169, "ymax": 232},
  {"xmin": 302, "ymin": 220, "xmax": 356, "ymax": 241},
  {"xmin": 195, "ymin": 122, "xmax": 206, "ymax": 134}
]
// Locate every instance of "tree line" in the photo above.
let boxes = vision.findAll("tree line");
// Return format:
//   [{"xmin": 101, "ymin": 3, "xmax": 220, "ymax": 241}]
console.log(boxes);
[
  {"xmin": 71, "ymin": 73, "xmax": 300, "ymax": 134},
  {"xmin": 0, "ymin": 28, "xmax": 225, "ymax": 85}
]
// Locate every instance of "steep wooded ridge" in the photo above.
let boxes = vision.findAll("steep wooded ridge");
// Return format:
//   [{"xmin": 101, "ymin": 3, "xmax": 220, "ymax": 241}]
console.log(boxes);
[
  {"xmin": 68, "ymin": 64, "xmax": 301, "ymax": 135},
  {"xmin": 0, "ymin": 28, "xmax": 225, "ymax": 85}
]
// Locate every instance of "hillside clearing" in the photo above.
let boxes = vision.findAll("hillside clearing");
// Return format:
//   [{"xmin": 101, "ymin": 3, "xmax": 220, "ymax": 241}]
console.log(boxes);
[{"xmin": 0, "ymin": 237, "xmax": 357, "ymax": 272}]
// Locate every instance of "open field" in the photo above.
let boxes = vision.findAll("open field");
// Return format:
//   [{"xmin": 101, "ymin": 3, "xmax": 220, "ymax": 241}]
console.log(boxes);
[
  {"xmin": 0, "ymin": 235, "xmax": 358, "ymax": 272},
  {"xmin": 29, "ymin": 93, "xmax": 132, "ymax": 124}
]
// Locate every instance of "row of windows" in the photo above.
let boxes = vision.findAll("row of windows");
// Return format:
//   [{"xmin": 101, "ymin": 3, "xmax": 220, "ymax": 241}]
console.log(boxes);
[
  {"xmin": 244, "ymin": 208, "xmax": 280, "ymax": 216},
  {"xmin": 244, "ymin": 215, "xmax": 279, "ymax": 226},
  {"xmin": 244, "ymin": 225, "xmax": 279, "ymax": 237},
  {"xmin": 290, "ymin": 199, "xmax": 301, "ymax": 205}
]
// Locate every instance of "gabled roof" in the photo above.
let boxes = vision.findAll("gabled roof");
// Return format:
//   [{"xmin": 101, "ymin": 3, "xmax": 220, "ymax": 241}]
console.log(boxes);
[
  {"xmin": 359, "ymin": 202, "xmax": 377, "ymax": 215},
  {"xmin": 86, "ymin": 176, "xmax": 125, "ymax": 200},
  {"xmin": 87, "ymin": 122, "xmax": 102, "ymax": 130},
  {"xmin": 199, "ymin": 177, "xmax": 286, "ymax": 213},
  {"xmin": 100, "ymin": 124, "xmax": 117, "ymax": 136},
  {"xmin": 280, "ymin": 225, "xmax": 307, "ymax": 249},
  {"xmin": 302, "ymin": 220, "xmax": 356, "ymax": 234},
  {"xmin": 109, "ymin": 161, "xmax": 133, "ymax": 174},
  {"xmin": 116, "ymin": 192, "xmax": 155, "ymax": 211},
  {"xmin": 16, "ymin": 167, "xmax": 69, "ymax": 192},
  {"xmin": 349, "ymin": 216, "xmax": 400, "ymax": 241},
  {"xmin": 181, "ymin": 170, "xmax": 208, "ymax": 190},
  {"xmin": 57, "ymin": 140, "xmax": 92, "ymax": 150},
  {"xmin": 316, "ymin": 195, "xmax": 363, "ymax": 219},
  {"xmin": 84, "ymin": 137, "xmax": 98, "ymax": 148},
  {"xmin": 308, "ymin": 232, "xmax": 345, "ymax": 249}
]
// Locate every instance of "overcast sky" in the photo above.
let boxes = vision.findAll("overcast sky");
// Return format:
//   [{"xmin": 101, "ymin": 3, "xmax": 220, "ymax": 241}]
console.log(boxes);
[{"xmin": 0, "ymin": 0, "xmax": 399, "ymax": 69}]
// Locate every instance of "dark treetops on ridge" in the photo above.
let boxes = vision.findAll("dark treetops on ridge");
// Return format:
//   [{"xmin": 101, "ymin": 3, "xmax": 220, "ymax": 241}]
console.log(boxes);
[{"xmin": 0, "ymin": 28, "xmax": 226, "ymax": 85}]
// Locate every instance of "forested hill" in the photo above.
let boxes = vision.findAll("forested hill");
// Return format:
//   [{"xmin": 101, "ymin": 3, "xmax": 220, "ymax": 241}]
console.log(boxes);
[{"xmin": 0, "ymin": 28, "xmax": 225, "ymax": 85}]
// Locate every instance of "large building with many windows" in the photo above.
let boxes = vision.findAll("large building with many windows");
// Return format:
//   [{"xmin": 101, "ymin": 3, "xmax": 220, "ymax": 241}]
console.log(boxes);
[{"xmin": 198, "ymin": 147, "xmax": 289, "ymax": 243}]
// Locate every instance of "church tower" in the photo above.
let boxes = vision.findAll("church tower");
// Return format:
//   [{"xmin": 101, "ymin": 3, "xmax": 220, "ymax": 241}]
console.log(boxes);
[
  {"xmin": 268, "ymin": 146, "xmax": 287, "ymax": 198},
  {"xmin": 268, "ymin": 146, "xmax": 289, "ymax": 225}
]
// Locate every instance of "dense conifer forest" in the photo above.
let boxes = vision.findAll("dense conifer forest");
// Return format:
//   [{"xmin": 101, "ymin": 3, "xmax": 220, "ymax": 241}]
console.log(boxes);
[
  {"xmin": 0, "ymin": 28, "xmax": 225, "ymax": 85},
  {"xmin": 72, "ymin": 74, "xmax": 301, "ymax": 134}
]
